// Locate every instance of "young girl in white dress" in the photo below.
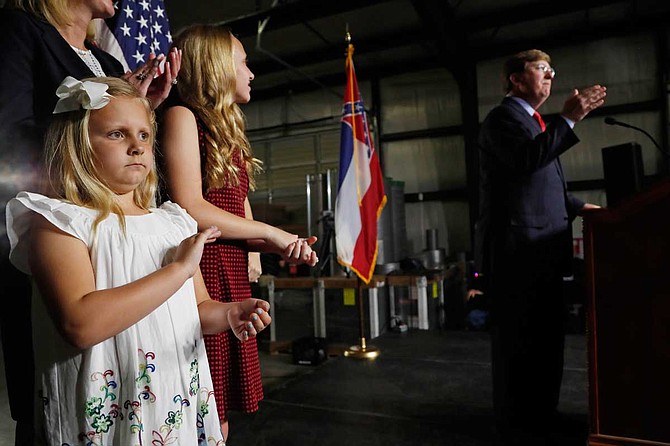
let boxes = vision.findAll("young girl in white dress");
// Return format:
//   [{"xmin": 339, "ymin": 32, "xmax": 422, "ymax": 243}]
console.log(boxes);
[{"xmin": 6, "ymin": 76, "xmax": 273, "ymax": 445}]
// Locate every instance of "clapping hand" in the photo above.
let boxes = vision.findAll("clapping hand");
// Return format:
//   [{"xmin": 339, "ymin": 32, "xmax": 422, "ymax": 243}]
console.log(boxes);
[
  {"xmin": 123, "ymin": 47, "xmax": 181, "ymax": 109},
  {"xmin": 561, "ymin": 84, "xmax": 607, "ymax": 122}
]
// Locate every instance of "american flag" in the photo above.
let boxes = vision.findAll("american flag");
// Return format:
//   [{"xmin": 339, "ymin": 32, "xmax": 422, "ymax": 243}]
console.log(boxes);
[
  {"xmin": 335, "ymin": 42, "xmax": 386, "ymax": 284},
  {"xmin": 94, "ymin": 0, "xmax": 173, "ymax": 73}
]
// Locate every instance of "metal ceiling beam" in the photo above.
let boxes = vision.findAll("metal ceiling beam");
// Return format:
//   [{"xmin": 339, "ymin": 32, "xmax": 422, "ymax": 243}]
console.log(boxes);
[
  {"xmin": 249, "ymin": 26, "xmax": 426, "ymax": 76},
  {"xmin": 217, "ymin": 0, "xmax": 397, "ymax": 38},
  {"xmin": 462, "ymin": 0, "xmax": 628, "ymax": 32},
  {"xmin": 247, "ymin": 0, "xmax": 669, "ymax": 100},
  {"xmin": 409, "ymin": 0, "xmax": 463, "ymax": 71},
  {"xmin": 251, "ymin": 55, "xmax": 444, "ymax": 101},
  {"xmin": 241, "ymin": 0, "xmax": 640, "ymax": 81},
  {"xmin": 470, "ymin": 9, "xmax": 670, "ymax": 60}
]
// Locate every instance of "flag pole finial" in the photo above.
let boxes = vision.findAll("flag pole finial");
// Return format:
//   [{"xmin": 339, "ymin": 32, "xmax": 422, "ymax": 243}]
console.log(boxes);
[{"xmin": 344, "ymin": 26, "xmax": 353, "ymax": 59}]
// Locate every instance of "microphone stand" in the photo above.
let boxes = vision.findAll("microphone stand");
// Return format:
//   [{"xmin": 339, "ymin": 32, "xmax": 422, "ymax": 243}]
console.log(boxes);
[{"xmin": 604, "ymin": 118, "xmax": 669, "ymax": 158}]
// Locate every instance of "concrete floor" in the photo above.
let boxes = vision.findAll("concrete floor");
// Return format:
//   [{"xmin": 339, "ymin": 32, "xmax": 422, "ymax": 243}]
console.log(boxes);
[
  {"xmin": 230, "ymin": 330, "xmax": 589, "ymax": 446},
  {"xmin": 0, "ymin": 329, "xmax": 589, "ymax": 446}
]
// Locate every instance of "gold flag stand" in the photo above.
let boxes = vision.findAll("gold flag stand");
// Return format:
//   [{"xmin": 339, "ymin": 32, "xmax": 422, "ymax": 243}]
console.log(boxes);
[
  {"xmin": 344, "ymin": 279, "xmax": 380, "ymax": 359},
  {"xmin": 340, "ymin": 27, "xmax": 380, "ymax": 360}
]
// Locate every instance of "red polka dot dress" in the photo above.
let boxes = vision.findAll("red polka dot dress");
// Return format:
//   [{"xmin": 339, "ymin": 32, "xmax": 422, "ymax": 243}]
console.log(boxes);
[{"xmin": 196, "ymin": 119, "xmax": 263, "ymax": 421}]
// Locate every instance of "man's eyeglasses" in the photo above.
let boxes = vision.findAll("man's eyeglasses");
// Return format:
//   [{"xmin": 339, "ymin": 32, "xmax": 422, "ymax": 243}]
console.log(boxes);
[{"xmin": 531, "ymin": 63, "xmax": 556, "ymax": 78}]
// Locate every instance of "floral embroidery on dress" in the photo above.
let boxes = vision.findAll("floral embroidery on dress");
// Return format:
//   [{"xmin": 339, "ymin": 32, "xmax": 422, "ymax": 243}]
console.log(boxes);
[
  {"xmin": 124, "ymin": 399, "xmax": 145, "ymax": 440},
  {"xmin": 137, "ymin": 349, "xmax": 156, "ymax": 386},
  {"xmin": 77, "ymin": 369, "xmax": 122, "ymax": 445},
  {"xmin": 189, "ymin": 358, "xmax": 200, "ymax": 396},
  {"xmin": 151, "ymin": 394, "xmax": 190, "ymax": 445},
  {"xmin": 196, "ymin": 387, "xmax": 221, "ymax": 445},
  {"xmin": 207, "ymin": 436, "xmax": 226, "ymax": 446},
  {"xmin": 122, "ymin": 348, "xmax": 158, "ymax": 442}
]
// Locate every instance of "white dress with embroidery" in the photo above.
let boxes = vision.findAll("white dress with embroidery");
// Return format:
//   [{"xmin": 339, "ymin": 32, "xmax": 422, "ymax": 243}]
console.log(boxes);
[{"xmin": 7, "ymin": 192, "xmax": 225, "ymax": 446}]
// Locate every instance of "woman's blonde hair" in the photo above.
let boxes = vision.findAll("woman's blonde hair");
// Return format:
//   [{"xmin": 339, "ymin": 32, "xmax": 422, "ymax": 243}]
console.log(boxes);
[
  {"xmin": 11, "ymin": 0, "xmax": 72, "ymax": 28},
  {"xmin": 173, "ymin": 24, "xmax": 262, "ymax": 191},
  {"xmin": 44, "ymin": 77, "xmax": 158, "ymax": 233}
]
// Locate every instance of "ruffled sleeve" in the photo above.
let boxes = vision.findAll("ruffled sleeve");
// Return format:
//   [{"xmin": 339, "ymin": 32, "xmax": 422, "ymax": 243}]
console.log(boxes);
[
  {"xmin": 6, "ymin": 192, "xmax": 93, "ymax": 274},
  {"xmin": 157, "ymin": 201, "xmax": 198, "ymax": 237}
]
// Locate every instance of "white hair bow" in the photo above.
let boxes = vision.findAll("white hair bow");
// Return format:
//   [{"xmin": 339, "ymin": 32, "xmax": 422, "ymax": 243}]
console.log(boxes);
[{"xmin": 53, "ymin": 76, "xmax": 112, "ymax": 114}]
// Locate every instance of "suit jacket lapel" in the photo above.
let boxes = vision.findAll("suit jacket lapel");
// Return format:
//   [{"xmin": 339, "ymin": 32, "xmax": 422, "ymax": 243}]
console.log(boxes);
[
  {"xmin": 502, "ymin": 97, "xmax": 543, "ymax": 135},
  {"xmin": 503, "ymin": 97, "xmax": 568, "ymax": 190},
  {"xmin": 36, "ymin": 18, "xmax": 105, "ymax": 79}
]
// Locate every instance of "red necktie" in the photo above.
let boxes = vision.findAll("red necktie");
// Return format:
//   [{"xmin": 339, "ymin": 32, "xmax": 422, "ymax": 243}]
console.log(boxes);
[{"xmin": 533, "ymin": 111, "xmax": 546, "ymax": 132}]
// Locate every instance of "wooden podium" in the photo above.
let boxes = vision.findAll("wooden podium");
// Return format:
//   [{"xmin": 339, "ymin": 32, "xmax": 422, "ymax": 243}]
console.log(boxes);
[{"xmin": 583, "ymin": 176, "xmax": 670, "ymax": 446}]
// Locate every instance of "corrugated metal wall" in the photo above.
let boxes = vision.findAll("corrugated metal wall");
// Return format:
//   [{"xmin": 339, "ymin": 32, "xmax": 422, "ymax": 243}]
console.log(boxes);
[{"xmin": 244, "ymin": 31, "xmax": 665, "ymax": 261}]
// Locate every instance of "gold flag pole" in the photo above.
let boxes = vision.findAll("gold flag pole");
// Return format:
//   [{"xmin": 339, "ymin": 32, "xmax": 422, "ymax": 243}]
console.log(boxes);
[
  {"xmin": 344, "ymin": 277, "xmax": 380, "ymax": 359},
  {"xmin": 340, "ymin": 26, "xmax": 380, "ymax": 359}
]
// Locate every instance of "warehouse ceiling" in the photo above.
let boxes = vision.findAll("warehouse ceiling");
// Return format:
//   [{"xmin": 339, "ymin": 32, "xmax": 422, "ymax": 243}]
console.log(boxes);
[{"xmin": 166, "ymin": 0, "xmax": 670, "ymax": 101}]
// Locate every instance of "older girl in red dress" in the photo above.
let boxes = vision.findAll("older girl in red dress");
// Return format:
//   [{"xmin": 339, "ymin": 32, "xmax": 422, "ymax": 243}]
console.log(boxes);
[{"xmin": 160, "ymin": 24, "xmax": 318, "ymax": 441}]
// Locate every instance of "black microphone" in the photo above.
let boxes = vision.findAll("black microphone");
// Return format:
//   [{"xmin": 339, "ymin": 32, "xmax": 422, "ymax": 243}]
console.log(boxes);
[
  {"xmin": 604, "ymin": 117, "xmax": 631, "ymax": 128},
  {"xmin": 604, "ymin": 117, "xmax": 668, "ymax": 157}
]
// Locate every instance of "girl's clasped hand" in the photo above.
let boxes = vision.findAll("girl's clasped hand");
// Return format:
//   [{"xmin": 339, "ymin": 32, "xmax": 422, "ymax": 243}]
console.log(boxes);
[{"xmin": 284, "ymin": 236, "xmax": 319, "ymax": 266}]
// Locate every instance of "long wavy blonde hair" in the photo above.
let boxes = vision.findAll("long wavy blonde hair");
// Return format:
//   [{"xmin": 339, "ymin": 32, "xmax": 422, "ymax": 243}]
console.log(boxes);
[
  {"xmin": 44, "ymin": 77, "xmax": 158, "ymax": 233},
  {"xmin": 173, "ymin": 24, "xmax": 262, "ymax": 191}
]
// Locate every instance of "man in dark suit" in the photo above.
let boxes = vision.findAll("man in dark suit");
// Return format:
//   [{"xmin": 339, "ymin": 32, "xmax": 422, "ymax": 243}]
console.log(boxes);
[{"xmin": 475, "ymin": 49, "xmax": 606, "ymax": 445}]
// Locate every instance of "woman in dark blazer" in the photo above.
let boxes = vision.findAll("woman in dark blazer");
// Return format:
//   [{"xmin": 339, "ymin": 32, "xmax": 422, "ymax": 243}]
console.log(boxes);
[{"xmin": 0, "ymin": 2, "xmax": 179, "ymax": 443}]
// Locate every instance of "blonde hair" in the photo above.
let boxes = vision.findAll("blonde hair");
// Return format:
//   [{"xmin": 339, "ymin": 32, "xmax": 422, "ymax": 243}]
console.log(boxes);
[
  {"xmin": 44, "ymin": 77, "xmax": 158, "ymax": 233},
  {"xmin": 11, "ymin": 0, "xmax": 72, "ymax": 28},
  {"xmin": 173, "ymin": 24, "xmax": 262, "ymax": 191}
]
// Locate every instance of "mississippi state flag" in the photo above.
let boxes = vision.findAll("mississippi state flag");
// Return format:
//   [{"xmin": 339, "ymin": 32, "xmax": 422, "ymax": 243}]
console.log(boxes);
[
  {"xmin": 335, "ymin": 43, "xmax": 386, "ymax": 284},
  {"xmin": 94, "ymin": 0, "xmax": 173, "ymax": 73}
]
